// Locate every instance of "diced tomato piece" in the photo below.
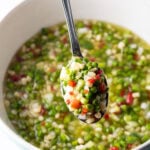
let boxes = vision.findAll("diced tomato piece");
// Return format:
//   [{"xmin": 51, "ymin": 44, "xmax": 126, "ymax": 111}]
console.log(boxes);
[
  {"xmin": 68, "ymin": 80, "xmax": 76, "ymax": 87},
  {"xmin": 66, "ymin": 99, "xmax": 71, "ymax": 104},
  {"xmin": 16, "ymin": 56, "xmax": 23, "ymax": 62},
  {"xmin": 85, "ymin": 23, "xmax": 92, "ymax": 29},
  {"xmin": 133, "ymin": 53, "xmax": 140, "ymax": 61},
  {"xmin": 147, "ymin": 91, "xmax": 150, "ymax": 99},
  {"xmin": 69, "ymin": 91, "xmax": 74, "ymax": 95},
  {"xmin": 118, "ymin": 101, "xmax": 126, "ymax": 106},
  {"xmin": 40, "ymin": 106, "xmax": 47, "ymax": 115},
  {"xmin": 95, "ymin": 74, "xmax": 100, "ymax": 80},
  {"xmin": 88, "ymin": 78, "xmax": 96, "ymax": 84},
  {"xmin": 82, "ymin": 107, "xmax": 88, "ymax": 114},
  {"xmin": 10, "ymin": 74, "xmax": 26, "ymax": 82},
  {"xmin": 127, "ymin": 144, "xmax": 133, "ymax": 149},
  {"xmin": 98, "ymin": 40, "xmax": 105, "ymax": 48},
  {"xmin": 96, "ymin": 69, "xmax": 103, "ymax": 75},
  {"xmin": 49, "ymin": 67, "xmax": 56, "ymax": 73},
  {"xmin": 41, "ymin": 121, "xmax": 45, "ymax": 126},
  {"xmin": 84, "ymin": 89, "xmax": 89, "ymax": 94},
  {"xmin": 61, "ymin": 36, "xmax": 68, "ymax": 44},
  {"xmin": 100, "ymin": 83, "xmax": 106, "ymax": 92},
  {"xmin": 71, "ymin": 99, "xmax": 81, "ymax": 109},
  {"xmin": 50, "ymin": 85, "xmax": 55, "ymax": 92},
  {"xmin": 104, "ymin": 113, "xmax": 109, "ymax": 120},
  {"xmin": 89, "ymin": 57, "xmax": 96, "ymax": 62},
  {"xmin": 126, "ymin": 91, "xmax": 134, "ymax": 105},
  {"xmin": 120, "ymin": 89, "xmax": 125, "ymax": 97},
  {"xmin": 109, "ymin": 146, "xmax": 119, "ymax": 150}
]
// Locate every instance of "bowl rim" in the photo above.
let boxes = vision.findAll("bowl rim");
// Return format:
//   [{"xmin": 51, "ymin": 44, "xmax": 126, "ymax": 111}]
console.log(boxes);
[{"xmin": 0, "ymin": 1, "xmax": 38, "ymax": 149}]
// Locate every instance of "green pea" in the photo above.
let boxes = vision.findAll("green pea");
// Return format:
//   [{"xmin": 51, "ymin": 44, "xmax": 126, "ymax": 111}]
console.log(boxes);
[
  {"xmin": 85, "ymin": 92, "xmax": 92, "ymax": 99},
  {"xmin": 25, "ymin": 40, "xmax": 32, "ymax": 47},
  {"xmin": 116, "ymin": 97, "xmax": 124, "ymax": 103},
  {"xmin": 48, "ymin": 34, "xmax": 55, "ymax": 41},
  {"xmin": 51, "ymin": 139, "xmax": 57, "ymax": 146},
  {"xmin": 91, "ymin": 87, "xmax": 97, "ymax": 93},
  {"xmin": 138, "ymin": 118, "xmax": 145, "ymax": 125},
  {"xmin": 60, "ymin": 133, "xmax": 69, "ymax": 142},
  {"xmin": 81, "ymin": 98, "xmax": 88, "ymax": 104},
  {"xmin": 74, "ymin": 57, "xmax": 82, "ymax": 63},
  {"xmin": 132, "ymin": 84, "xmax": 139, "ymax": 92},
  {"xmin": 60, "ymin": 28, "xmax": 67, "ymax": 35},
  {"xmin": 112, "ymin": 61, "xmax": 118, "ymax": 67},
  {"xmin": 98, "ymin": 145, "xmax": 105, "ymax": 150},
  {"xmin": 84, "ymin": 134, "xmax": 93, "ymax": 141},
  {"xmin": 98, "ymin": 62, "xmax": 105, "ymax": 68},
  {"xmin": 126, "ymin": 134, "xmax": 140, "ymax": 143},
  {"xmin": 41, "ymin": 28, "xmax": 49, "ymax": 35},
  {"xmin": 92, "ymin": 25, "xmax": 100, "ymax": 34},
  {"xmin": 82, "ymin": 69, "xmax": 88, "ymax": 75},
  {"xmin": 56, "ymin": 54, "xmax": 64, "ymax": 62},
  {"xmin": 92, "ymin": 62, "xmax": 98, "ymax": 68},
  {"xmin": 72, "ymin": 140, "xmax": 78, "ymax": 146},
  {"xmin": 133, "ymin": 107, "xmax": 141, "ymax": 112},
  {"xmin": 87, "ymin": 104, "xmax": 94, "ymax": 111},
  {"xmin": 8, "ymin": 113, "xmax": 15, "ymax": 120},
  {"xmin": 64, "ymin": 115, "xmax": 72, "ymax": 124},
  {"xmin": 124, "ymin": 115, "xmax": 132, "ymax": 122},
  {"xmin": 7, "ymin": 82, "xmax": 14, "ymax": 90},
  {"xmin": 54, "ymin": 128, "xmax": 60, "ymax": 134},
  {"xmin": 83, "ymin": 57, "xmax": 89, "ymax": 63},
  {"xmin": 76, "ymin": 21, "xmax": 84, "ymax": 28},
  {"xmin": 106, "ymin": 34, "xmax": 113, "ymax": 41},
  {"xmin": 146, "ymin": 124, "xmax": 150, "ymax": 130},
  {"xmin": 80, "ymin": 39, "xmax": 94, "ymax": 50},
  {"xmin": 142, "ymin": 134, "xmax": 149, "ymax": 142},
  {"xmin": 13, "ymin": 63, "xmax": 21, "ymax": 72}
]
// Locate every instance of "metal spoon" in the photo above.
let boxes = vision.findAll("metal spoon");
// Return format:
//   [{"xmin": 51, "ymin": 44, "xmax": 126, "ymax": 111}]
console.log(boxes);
[
  {"xmin": 61, "ymin": 0, "xmax": 108, "ymax": 123},
  {"xmin": 62, "ymin": 0, "xmax": 82, "ymax": 57}
]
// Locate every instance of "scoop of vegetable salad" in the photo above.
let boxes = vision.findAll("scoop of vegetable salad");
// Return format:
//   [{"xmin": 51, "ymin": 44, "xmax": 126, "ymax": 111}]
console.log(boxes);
[{"xmin": 60, "ymin": 56, "xmax": 108, "ymax": 123}]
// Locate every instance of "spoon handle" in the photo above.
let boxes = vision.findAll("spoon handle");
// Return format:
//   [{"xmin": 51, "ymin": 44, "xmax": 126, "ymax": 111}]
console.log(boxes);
[{"xmin": 62, "ymin": 0, "xmax": 83, "ymax": 57}]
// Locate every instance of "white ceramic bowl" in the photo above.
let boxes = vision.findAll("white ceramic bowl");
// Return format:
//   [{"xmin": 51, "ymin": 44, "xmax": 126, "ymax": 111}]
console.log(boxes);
[{"xmin": 0, "ymin": 0, "xmax": 150, "ymax": 149}]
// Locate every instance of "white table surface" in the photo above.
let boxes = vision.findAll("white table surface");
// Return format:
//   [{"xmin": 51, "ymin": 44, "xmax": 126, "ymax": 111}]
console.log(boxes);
[{"xmin": 0, "ymin": 1, "xmax": 24, "ymax": 149}]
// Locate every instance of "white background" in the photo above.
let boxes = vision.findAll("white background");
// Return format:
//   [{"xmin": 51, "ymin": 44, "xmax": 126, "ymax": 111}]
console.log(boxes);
[{"xmin": 0, "ymin": 1, "xmax": 24, "ymax": 149}]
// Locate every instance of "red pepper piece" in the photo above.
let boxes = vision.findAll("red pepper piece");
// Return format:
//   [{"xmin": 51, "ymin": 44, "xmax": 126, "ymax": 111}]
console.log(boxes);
[
  {"xmin": 109, "ymin": 146, "xmax": 119, "ymax": 150},
  {"xmin": 68, "ymin": 80, "xmax": 76, "ymax": 87},
  {"xmin": 89, "ymin": 57, "xmax": 96, "ymax": 62},
  {"xmin": 104, "ymin": 113, "xmax": 109, "ymax": 120},
  {"xmin": 96, "ymin": 69, "xmax": 103, "ymax": 75},
  {"xmin": 82, "ymin": 107, "xmax": 88, "ymax": 114},
  {"xmin": 66, "ymin": 99, "xmax": 71, "ymax": 104},
  {"xmin": 120, "ymin": 89, "xmax": 126, "ymax": 97},
  {"xmin": 40, "ymin": 106, "xmax": 47, "ymax": 115},
  {"xmin": 84, "ymin": 89, "xmax": 89, "ymax": 94},
  {"xmin": 71, "ymin": 99, "xmax": 81, "ymax": 109},
  {"xmin": 127, "ymin": 144, "xmax": 133, "ymax": 149},
  {"xmin": 41, "ymin": 121, "xmax": 46, "ymax": 126},
  {"xmin": 100, "ymin": 83, "xmax": 106, "ymax": 92},
  {"xmin": 61, "ymin": 36, "xmax": 68, "ymax": 44},
  {"xmin": 69, "ymin": 91, "xmax": 74, "ymax": 95},
  {"xmin": 133, "ymin": 53, "xmax": 140, "ymax": 61},
  {"xmin": 98, "ymin": 40, "xmax": 105, "ymax": 49},
  {"xmin": 95, "ymin": 74, "xmax": 100, "ymax": 80},
  {"xmin": 10, "ymin": 74, "xmax": 26, "ymax": 82},
  {"xmin": 88, "ymin": 78, "xmax": 96, "ymax": 84},
  {"xmin": 126, "ymin": 91, "xmax": 134, "ymax": 105}
]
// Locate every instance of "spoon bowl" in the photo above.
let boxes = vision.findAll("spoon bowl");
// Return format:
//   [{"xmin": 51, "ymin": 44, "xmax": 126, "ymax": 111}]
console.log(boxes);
[{"xmin": 61, "ymin": 0, "xmax": 109, "ymax": 123}]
